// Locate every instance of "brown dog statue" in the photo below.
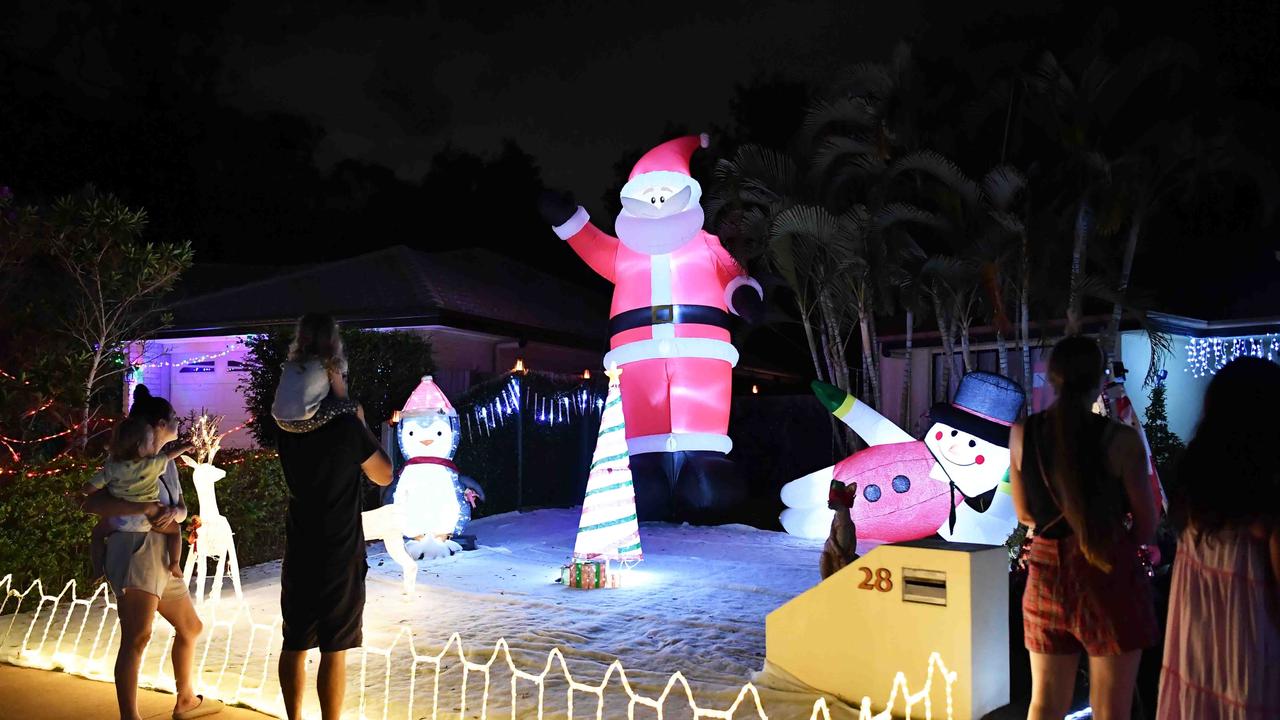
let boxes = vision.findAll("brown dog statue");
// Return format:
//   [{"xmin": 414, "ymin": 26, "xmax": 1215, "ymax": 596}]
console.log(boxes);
[{"xmin": 819, "ymin": 480, "xmax": 859, "ymax": 579}]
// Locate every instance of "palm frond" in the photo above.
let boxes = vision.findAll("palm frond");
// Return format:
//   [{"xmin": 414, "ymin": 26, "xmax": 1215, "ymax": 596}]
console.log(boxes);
[
  {"xmin": 1092, "ymin": 38, "xmax": 1198, "ymax": 124},
  {"xmin": 1072, "ymin": 273, "xmax": 1171, "ymax": 386},
  {"xmin": 812, "ymin": 136, "xmax": 881, "ymax": 177},
  {"xmin": 1027, "ymin": 51, "xmax": 1075, "ymax": 103},
  {"xmin": 981, "ymin": 165, "xmax": 1028, "ymax": 209},
  {"xmin": 889, "ymin": 150, "xmax": 981, "ymax": 209},
  {"xmin": 833, "ymin": 61, "xmax": 896, "ymax": 104},
  {"xmin": 802, "ymin": 97, "xmax": 878, "ymax": 140},
  {"xmin": 716, "ymin": 145, "xmax": 801, "ymax": 191},
  {"xmin": 872, "ymin": 202, "xmax": 946, "ymax": 233}
]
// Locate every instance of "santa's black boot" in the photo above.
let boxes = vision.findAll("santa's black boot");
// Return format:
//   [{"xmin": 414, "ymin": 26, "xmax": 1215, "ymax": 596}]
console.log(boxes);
[
  {"xmin": 672, "ymin": 451, "xmax": 746, "ymax": 525},
  {"xmin": 629, "ymin": 452, "xmax": 678, "ymax": 521}
]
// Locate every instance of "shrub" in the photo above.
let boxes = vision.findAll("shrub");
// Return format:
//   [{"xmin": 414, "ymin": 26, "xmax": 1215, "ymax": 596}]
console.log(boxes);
[
  {"xmin": 240, "ymin": 328, "xmax": 435, "ymax": 447},
  {"xmin": 0, "ymin": 449, "xmax": 297, "ymax": 592},
  {"xmin": 0, "ymin": 458, "xmax": 99, "ymax": 589}
]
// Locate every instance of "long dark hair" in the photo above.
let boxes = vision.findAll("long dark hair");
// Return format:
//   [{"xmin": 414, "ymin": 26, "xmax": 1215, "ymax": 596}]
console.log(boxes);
[
  {"xmin": 1173, "ymin": 357, "xmax": 1280, "ymax": 539},
  {"xmin": 1044, "ymin": 336, "xmax": 1120, "ymax": 570},
  {"xmin": 288, "ymin": 313, "xmax": 347, "ymax": 373},
  {"xmin": 109, "ymin": 385, "xmax": 175, "ymax": 460}
]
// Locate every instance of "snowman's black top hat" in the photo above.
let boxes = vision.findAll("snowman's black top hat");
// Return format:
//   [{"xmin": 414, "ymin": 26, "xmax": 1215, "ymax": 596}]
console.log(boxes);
[{"xmin": 929, "ymin": 371, "xmax": 1026, "ymax": 447}]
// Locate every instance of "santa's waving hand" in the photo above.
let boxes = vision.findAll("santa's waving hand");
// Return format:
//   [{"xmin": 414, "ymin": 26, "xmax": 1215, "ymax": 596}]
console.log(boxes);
[{"xmin": 539, "ymin": 134, "xmax": 763, "ymax": 523}]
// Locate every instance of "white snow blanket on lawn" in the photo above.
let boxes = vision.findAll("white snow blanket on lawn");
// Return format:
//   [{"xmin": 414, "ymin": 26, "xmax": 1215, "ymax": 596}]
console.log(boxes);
[{"xmin": 2, "ymin": 508, "xmax": 872, "ymax": 719}]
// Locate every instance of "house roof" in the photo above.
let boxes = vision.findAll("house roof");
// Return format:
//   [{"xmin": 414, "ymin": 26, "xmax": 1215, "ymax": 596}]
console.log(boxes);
[
  {"xmin": 1147, "ymin": 312, "xmax": 1280, "ymax": 338},
  {"xmin": 875, "ymin": 312, "xmax": 1280, "ymax": 353},
  {"xmin": 158, "ymin": 246, "xmax": 610, "ymax": 347}
]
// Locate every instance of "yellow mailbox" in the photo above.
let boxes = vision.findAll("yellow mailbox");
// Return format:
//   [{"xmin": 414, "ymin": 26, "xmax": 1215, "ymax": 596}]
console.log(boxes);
[{"xmin": 765, "ymin": 539, "xmax": 1009, "ymax": 719}]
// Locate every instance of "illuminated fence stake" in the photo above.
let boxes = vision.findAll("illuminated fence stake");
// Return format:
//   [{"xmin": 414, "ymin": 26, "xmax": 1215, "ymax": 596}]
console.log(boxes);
[{"xmin": 0, "ymin": 573, "xmax": 956, "ymax": 720}]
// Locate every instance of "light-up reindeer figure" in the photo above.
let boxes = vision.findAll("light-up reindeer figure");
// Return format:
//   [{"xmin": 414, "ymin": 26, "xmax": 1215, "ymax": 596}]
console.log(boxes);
[{"xmin": 180, "ymin": 414, "xmax": 243, "ymax": 605}]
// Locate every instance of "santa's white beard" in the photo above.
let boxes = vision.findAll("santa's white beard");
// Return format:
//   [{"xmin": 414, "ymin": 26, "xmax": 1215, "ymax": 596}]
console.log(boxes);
[{"xmin": 615, "ymin": 205, "xmax": 705, "ymax": 255}]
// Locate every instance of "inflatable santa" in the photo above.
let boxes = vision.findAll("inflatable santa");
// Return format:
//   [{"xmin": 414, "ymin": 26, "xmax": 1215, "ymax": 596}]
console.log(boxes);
[{"xmin": 539, "ymin": 134, "xmax": 764, "ymax": 522}]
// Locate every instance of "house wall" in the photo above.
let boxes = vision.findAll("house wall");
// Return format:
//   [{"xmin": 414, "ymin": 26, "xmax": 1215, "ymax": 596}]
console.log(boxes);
[
  {"xmin": 880, "ymin": 342, "xmax": 1052, "ymax": 439},
  {"xmin": 126, "ymin": 338, "xmax": 255, "ymax": 448},
  {"xmin": 131, "ymin": 327, "xmax": 607, "ymax": 448},
  {"xmin": 878, "ymin": 350, "xmax": 935, "ymax": 437},
  {"xmin": 875, "ymin": 328, "xmax": 1258, "ymax": 449},
  {"xmin": 385, "ymin": 326, "xmax": 604, "ymax": 397},
  {"xmin": 1119, "ymin": 331, "xmax": 1210, "ymax": 445}
]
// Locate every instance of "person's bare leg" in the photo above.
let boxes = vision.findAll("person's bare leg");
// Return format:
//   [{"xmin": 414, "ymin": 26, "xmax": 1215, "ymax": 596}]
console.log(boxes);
[
  {"xmin": 156, "ymin": 594, "xmax": 204, "ymax": 715},
  {"xmin": 1087, "ymin": 650, "xmax": 1142, "ymax": 720},
  {"xmin": 278, "ymin": 650, "xmax": 307, "ymax": 720},
  {"xmin": 317, "ymin": 651, "xmax": 346, "ymax": 719},
  {"xmin": 114, "ymin": 590, "xmax": 159, "ymax": 720},
  {"xmin": 1027, "ymin": 651, "xmax": 1079, "ymax": 720}
]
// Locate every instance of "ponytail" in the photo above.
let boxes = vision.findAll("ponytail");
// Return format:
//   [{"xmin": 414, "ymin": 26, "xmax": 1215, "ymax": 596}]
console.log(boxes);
[
  {"xmin": 1045, "ymin": 336, "xmax": 1120, "ymax": 571},
  {"xmin": 117, "ymin": 384, "xmax": 175, "ymax": 460},
  {"xmin": 128, "ymin": 384, "xmax": 174, "ymax": 427}
]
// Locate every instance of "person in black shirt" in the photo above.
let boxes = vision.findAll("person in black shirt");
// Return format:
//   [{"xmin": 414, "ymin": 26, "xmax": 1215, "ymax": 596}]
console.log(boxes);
[{"xmin": 276, "ymin": 403, "xmax": 392, "ymax": 719}]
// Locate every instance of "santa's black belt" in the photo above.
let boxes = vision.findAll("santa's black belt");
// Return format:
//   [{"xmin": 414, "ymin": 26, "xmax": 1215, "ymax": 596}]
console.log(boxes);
[{"xmin": 608, "ymin": 304, "xmax": 732, "ymax": 337}]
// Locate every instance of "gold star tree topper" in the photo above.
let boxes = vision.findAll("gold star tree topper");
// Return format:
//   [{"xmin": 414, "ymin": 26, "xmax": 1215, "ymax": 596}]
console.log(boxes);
[{"xmin": 604, "ymin": 362, "xmax": 623, "ymax": 384}]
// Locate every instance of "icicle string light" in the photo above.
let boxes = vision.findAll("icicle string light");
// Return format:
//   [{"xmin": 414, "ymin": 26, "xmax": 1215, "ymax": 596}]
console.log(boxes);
[
  {"xmin": 0, "ymin": 573, "xmax": 957, "ymax": 720},
  {"xmin": 458, "ymin": 374, "xmax": 607, "ymax": 442},
  {"xmin": 1184, "ymin": 333, "xmax": 1280, "ymax": 378}
]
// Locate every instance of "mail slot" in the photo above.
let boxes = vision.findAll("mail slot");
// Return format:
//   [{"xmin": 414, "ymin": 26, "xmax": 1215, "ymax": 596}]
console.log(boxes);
[{"xmin": 902, "ymin": 567, "xmax": 947, "ymax": 605}]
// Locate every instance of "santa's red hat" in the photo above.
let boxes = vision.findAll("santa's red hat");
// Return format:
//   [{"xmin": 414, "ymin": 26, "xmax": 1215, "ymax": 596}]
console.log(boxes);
[
  {"xmin": 628, "ymin": 133, "xmax": 710, "ymax": 180},
  {"xmin": 621, "ymin": 133, "xmax": 709, "ymax": 205},
  {"xmin": 401, "ymin": 375, "xmax": 456, "ymax": 417}
]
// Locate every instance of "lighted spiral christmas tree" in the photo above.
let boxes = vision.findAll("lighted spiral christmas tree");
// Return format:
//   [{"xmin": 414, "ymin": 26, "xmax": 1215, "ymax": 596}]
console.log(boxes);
[{"xmin": 573, "ymin": 364, "xmax": 643, "ymax": 563}]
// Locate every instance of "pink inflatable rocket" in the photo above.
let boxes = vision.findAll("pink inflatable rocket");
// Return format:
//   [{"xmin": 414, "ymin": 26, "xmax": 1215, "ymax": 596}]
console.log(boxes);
[
  {"xmin": 539, "ymin": 135, "xmax": 764, "ymax": 521},
  {"xmin": 782, "ymin": 374, "xmax": 1026, "ymax": 546}
]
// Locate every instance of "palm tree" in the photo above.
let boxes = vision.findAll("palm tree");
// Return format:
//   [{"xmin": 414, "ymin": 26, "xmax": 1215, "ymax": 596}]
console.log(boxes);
[
  {"xmin": 1022, "ymin": 36, "xmax": 1197, "ymax": 333},
  {"xmin": 710, "ymin": 146, "xmax": 860, "ymax": 397},
  {"xmin": 1101, "ymin": 123, "xmax": 1279, "ymax": 360}
]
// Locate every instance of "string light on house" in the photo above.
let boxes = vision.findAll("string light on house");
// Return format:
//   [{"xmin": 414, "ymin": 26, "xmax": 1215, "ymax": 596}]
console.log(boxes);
[
  {"xmin": 1184, "ymin": 333, "xmax": 1280, "ymax": 378},
  {"xmin": 133, "ymin": 341, "xmax": 246, "ymax": 370},
  {"xmin": 0, "ymin": 572, "xmax": 959, "ymax": 720}
]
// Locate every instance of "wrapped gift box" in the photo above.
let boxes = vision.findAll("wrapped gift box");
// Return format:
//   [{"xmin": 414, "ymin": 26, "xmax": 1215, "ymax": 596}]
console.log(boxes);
[{"xmin": 561, "ymin": 559, "xmax": 619, "ymax": 589}]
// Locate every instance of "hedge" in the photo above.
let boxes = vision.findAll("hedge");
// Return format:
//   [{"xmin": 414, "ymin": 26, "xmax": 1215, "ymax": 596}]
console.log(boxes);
[
  {"xmin": 0, "ymin": 458, "xmax": 99, "ymax": 590},
  {"xmin": 0, "ymin": 450, "xmax": 293, "ymax": 590}
]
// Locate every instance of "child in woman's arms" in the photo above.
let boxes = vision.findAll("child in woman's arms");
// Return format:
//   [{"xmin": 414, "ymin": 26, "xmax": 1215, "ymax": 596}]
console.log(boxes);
[{"xmin": 82, "ymin": 416, "xmax": 193, "ymax": 578}]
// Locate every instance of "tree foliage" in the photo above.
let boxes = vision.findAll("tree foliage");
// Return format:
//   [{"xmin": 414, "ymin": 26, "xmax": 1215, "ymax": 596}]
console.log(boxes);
[
  {"xmin": 0, "ymin": 186, "xmax": 192, "ymax": 461},
  {"xmin": 1142, "ymin": 380, "xmax": 1185, "ymax": 477},
  {"xmin": 240, "ymin": 329, "xmax": 436, "ymax": 447}
]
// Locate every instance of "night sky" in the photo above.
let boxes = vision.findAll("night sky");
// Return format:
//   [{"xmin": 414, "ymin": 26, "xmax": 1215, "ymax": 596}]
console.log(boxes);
[{"xmin": 3, "ymin": 0, "xmax": 1279, "ymax": 317}]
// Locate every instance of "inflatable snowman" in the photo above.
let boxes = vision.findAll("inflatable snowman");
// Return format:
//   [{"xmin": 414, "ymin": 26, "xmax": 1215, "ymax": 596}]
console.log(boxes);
[
  {"xmin": 781, "ymin": 372, "xmax": 1025, "ymax": 546},
  {"xmin": 394, "ymin": 376, "xmax": 470, "ymax": 557}
]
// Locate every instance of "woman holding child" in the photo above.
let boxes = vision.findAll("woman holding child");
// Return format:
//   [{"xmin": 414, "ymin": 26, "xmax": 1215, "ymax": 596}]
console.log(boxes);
[{"xmin": 80, "ymin": 385, "xmax": 222, "ymax": 720}]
